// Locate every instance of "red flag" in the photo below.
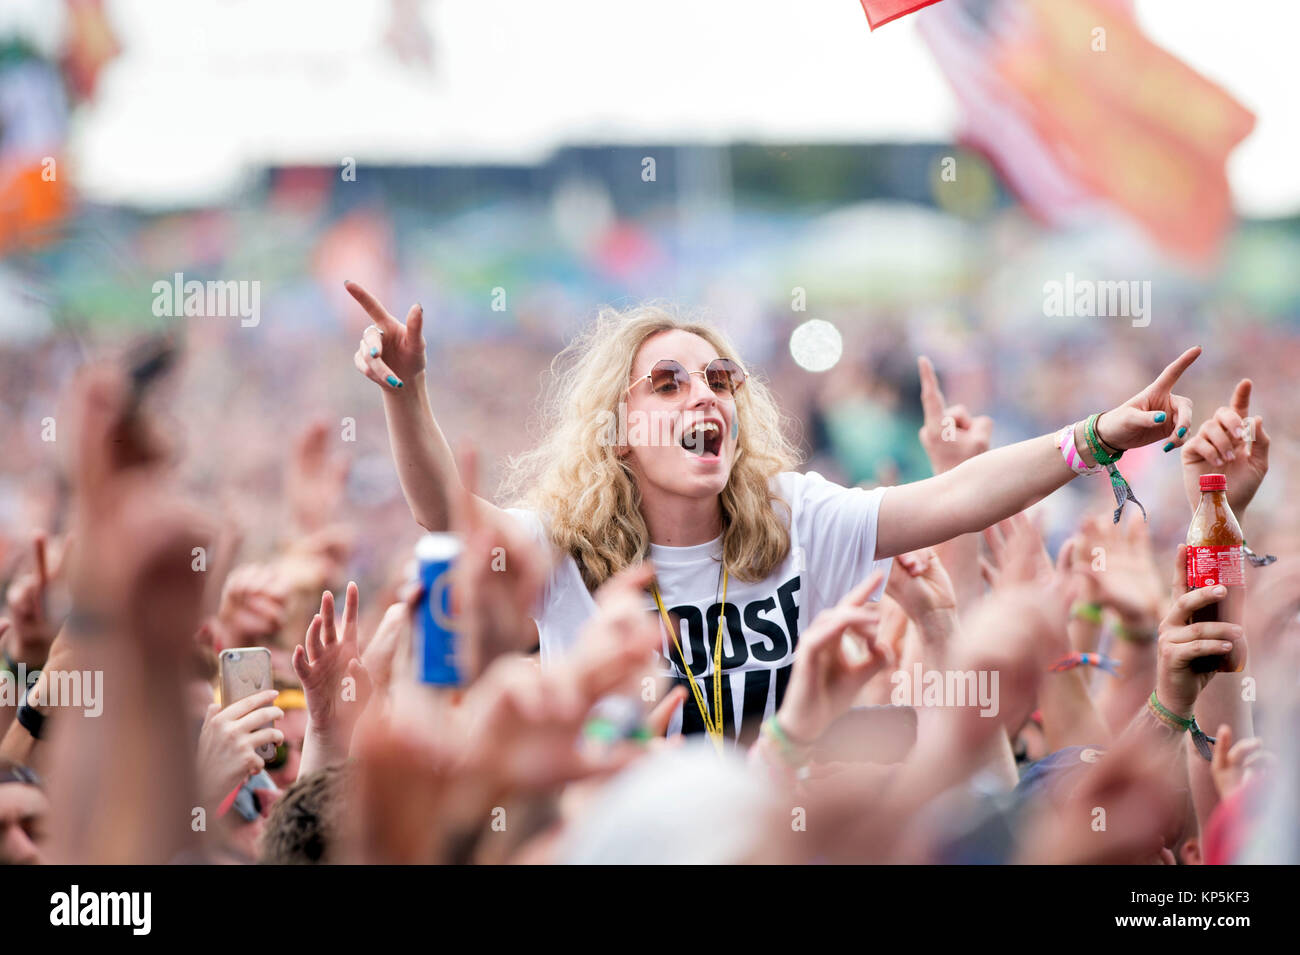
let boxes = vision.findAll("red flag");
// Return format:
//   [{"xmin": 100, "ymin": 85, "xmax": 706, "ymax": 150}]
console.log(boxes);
[
  {"xmin": 860, "ymin": 0, "xmax": 947, "ymax": 30},
  {"xmin": 918, "ymin": 0, "xmax": 1254, "ymax": 265},
  {"xmin": 995, "ymin": 0, "xmax": 1254, "ymax": 264}
]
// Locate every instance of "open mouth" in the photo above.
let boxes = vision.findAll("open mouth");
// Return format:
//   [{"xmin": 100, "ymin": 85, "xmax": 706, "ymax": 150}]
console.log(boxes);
[{"xmin": 680, "ymin": 420, "xmax": 723, "ymax": 457}]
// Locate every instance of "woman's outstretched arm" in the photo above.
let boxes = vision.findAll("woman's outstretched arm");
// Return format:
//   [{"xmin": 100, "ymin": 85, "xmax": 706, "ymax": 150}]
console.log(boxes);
[
  {"xmin": 346, "ymin": 281, "xmax": 504, "ymax": 531},
  {"xmin": 876, "ymin": 346, "xmax": 1200, "ymax": 559}
]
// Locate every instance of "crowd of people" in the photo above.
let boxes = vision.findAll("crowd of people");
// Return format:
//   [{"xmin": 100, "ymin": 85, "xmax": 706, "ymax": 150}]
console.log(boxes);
[{"xmin": 0, "ymin": 275, "xmax": 1296, "ymax": 866}]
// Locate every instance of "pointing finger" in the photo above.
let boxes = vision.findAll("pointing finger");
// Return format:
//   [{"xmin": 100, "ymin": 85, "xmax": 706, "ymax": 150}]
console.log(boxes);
[
  {"xmin": 1229, "ymin": 379, "xmax": 1252, "ymax": 418},
  {"xmin": 320, "ymin": 590, "xmax": 337, "ymax": 645},
  {"xmin": 405, "ymin": 303, "xmax": 424, "ymax": 340},
  {"xmin": 453, "ymin": 441, "xmax": 481, "ymax": 537},
  {"xmin": 1151, "ymin": 346, "xmax": 1201, "ymax": 395},
  {"xmin": 841, "ymin": 569, "xmax": 885, "ymax": 608},
  {"xmin": 646, "ymin": 684, "xmax": 687, "ymax": 737},
  {"xmin": 917, "ymin": 356, "xmax": 947, "ymax": 427},
  {"xmin": 33, "ymin": 532, "xmax": 48, "ymax": 592},
  {"xmin": 344, "ymin": 280, "xmax": 401, "ymax": 334},
  {"xmin": 343, "ymin": 580, "xmax": 360, "ymax": 642}
]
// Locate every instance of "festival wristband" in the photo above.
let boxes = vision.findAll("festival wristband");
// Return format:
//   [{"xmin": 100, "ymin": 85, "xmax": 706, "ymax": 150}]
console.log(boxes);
[
  {"xmin": 762, "ymin": 716, "xmax": 814, "ymax": 769},
  {"xmin": 1114, "ymin": 621, "xmax": 1157, "ymax": 644},
  {"xmin": 1147, "ymin": 691, "xmax": 1216, "ymax": 761},
  {"xmin": 1057, "ymin": 425, "xmax": 1104, "ymax": 476},
  {"xmin": 1084, "ymin": 414, "xmax": 1147, "ymax": 524},
  {"xmin": 1049, "ymin": 652, "xmax": 1121, "ymax": 676},
  {"xmin": 1069, "ymin": 601, "xmax": 1103, "ymax": 625},
  {"xmin": 1242, "ymin": 540, "xmax": 1277, "ymax": 568}
]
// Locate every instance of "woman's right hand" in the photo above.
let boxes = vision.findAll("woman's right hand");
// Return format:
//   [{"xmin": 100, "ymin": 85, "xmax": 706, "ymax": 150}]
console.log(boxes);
[{"xmin": 346, "ymin": 280, "xmax": 427, "ymax": 390}]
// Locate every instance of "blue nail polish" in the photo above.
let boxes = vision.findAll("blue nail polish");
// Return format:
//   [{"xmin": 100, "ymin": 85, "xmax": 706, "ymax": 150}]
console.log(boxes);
[
  {"xmin": 1177, "ymin": 426, "xmax": 1187, "ymax": 437},
  {"xmin": 370, "ymin": 347, "xmax": 379, "ymax": 357},
  {"xmin": 1154, "ymin": 412, "xmax": 1166, "ymax": 423},
  {"xmin": 731, "ymin": 417, "xmax": 738, "ymax": 440},
  {"xmin": 1163, "ymin": 442, "xmax": 1174, "ymax": 452},
  {"xmin": 386, "ymin": 375, "xmax": 400, "ymax": 388}
]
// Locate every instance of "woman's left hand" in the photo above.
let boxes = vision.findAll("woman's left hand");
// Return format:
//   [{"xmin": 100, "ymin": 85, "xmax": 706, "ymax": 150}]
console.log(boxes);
[{"xmin": 1095, "ymin": 346, "xmax": 1199, "ymax": 452}]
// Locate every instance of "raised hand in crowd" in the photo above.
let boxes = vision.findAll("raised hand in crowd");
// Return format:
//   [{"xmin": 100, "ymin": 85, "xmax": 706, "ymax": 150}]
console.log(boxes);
[
  {"xmin": 885, "ymin": 548, "xmax": 958, "ymax": 646},
  {"xmin": 1177, "ymin": 382, "xmax": 1265, "ymax": 828},
  {"xmin": 1075, "ymin": 513, "xmax": 1165, "ymax": 640},
  {"xmin": 345, "ymin": 280, "xmax": 478, "ymax": 533},
  {"xmin": 1071, "ymin": 512, "xmax": 1165, "ymax": 732},
  {"xmin": 209, "ymin": 562, "xmax": 290, "ymax": 650},
  {"xmin": 0, "ymin": 531, "xmax": 66, "ymax": 740},
  {"xmin": 287, "ymin": 419, "xmax": 351, "ymax": 533},
  {"xmin": 293, "ymin": 583, "xmax": 372, "ymax": 777},
  {"xmin": 44, "ymin": 362, "xmax": 215, "ymax": 863},
  {"xmin": 1210, "ymin": 722, "xmax": 1275, "ymax": 803},
  {"xmin": 869, "ymin": 549, "xmax": 959, "ymax": 712},
  {"xmin": 347, "ymin": 280, "xmax": 427, "ymax": 390},
  {"xmin": 979, "ymin": 511, "xmax": 1055, "ymax": 593},
  {"xmin": 350, "ymin": 562, "xmax": 662, "ymax": 863},
  {"xmin": 768, "ymin": 570, "xmax": 889, "ymax": 757},
  {"xmin": 981, "ymin": 512, "xmax": 1109, "ymax": 752},
  {"xmin": 1180, "ymin": 378, "xmax": 1270, "ymax": 516},
  {"xmin": 915, "ymin": 356, "xmax": 991, "ymax": 612},
  {"xmin": 1123, "ymin": 545, "xmax": 1244, "ymax": 768},
  {"xmin": 450, "ymin": 445, "xmax": 549, "ymax": 682},
  {"xmin": 359, "ymin": 587, "xmax": 420, "ymax": 706},
  {"xmin": 2, "ymin": 532, "xmax": 65, "ymax": 671}
]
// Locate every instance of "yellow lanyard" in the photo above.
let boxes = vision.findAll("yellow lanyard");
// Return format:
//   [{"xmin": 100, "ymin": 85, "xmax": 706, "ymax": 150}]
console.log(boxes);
[{"xmin": 650, "ymin": 567, "xmax": 729, "ymax": 754}]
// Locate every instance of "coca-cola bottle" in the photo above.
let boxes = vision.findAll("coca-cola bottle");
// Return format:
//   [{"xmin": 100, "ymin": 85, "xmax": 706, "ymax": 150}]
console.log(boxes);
[{"xmin": 1185, "ymin": 473, "xmax": 1244, "ymax": 672}]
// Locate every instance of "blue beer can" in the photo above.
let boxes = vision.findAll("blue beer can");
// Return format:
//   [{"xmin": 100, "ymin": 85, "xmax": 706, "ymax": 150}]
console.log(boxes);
[{"xmin": 414, "ymin": 532, "xmax": 461, "ymax": 686}]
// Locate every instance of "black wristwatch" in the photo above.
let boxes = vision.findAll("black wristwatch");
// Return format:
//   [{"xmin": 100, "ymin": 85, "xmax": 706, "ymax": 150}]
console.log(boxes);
[{"xmin": 16, "ymin": 683, "xmax": 46, "ymax": 740}]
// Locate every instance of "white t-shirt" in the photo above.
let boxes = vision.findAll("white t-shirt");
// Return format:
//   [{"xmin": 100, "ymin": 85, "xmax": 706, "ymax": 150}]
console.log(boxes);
[{"xmin": 506, "ymin": 470, "xmax": 892, "ymax": 745}]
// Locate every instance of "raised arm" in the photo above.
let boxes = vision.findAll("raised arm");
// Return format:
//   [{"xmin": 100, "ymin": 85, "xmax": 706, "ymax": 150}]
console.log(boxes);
[
  {"xmin": 1177, "ymin": 379, "xmax": 1267, "ymax": 835},
  {"xmin": 876, "ymin": 347, "xmax": 1200, "ymax": 558},
  {"xmin": 347, "ymin": 280, "xmax": 512, "ymax": 532}
]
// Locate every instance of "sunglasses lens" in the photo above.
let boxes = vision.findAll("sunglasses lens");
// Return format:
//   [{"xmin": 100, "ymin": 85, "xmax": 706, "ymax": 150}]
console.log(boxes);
[
  {"xmin": 649, "ymin": 360, "xmax": 688, "ymax": 395},
  {"xmin": 707, "ymin": 359, "xmax": 745, "ymax": 394}
]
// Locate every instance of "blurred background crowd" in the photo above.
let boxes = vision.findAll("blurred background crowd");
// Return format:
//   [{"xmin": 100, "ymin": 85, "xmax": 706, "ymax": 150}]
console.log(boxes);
[{"xmin": 0, "ymin": 0, "xmax": 1298, "ymax": 866}]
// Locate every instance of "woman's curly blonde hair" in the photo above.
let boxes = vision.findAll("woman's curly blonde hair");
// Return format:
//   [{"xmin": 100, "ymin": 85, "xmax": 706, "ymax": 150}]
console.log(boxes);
[{"xmin": 501, "ymin": 303, "xmax": 801, "ymax": 592}]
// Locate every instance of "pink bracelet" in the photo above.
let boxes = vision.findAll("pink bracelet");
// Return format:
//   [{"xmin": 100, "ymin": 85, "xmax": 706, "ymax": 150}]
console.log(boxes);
[{"xmin": 1057, "ymin": 424, "xmax": 1104, "ymax": 476}]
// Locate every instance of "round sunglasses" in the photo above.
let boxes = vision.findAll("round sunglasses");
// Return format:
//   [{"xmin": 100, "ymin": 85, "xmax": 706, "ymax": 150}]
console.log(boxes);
[{"xmin": 627, "ymin": 358, "xmax": 747, "ymax": 399}]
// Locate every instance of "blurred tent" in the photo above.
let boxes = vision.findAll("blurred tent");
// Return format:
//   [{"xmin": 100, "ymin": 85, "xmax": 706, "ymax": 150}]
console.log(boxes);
[{"xmin": 776, "ymin": 201, "xmax": 975, "ymax": 306}]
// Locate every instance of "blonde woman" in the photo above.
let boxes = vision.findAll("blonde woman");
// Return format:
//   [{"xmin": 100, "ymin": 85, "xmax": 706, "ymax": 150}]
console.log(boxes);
[{"xmin": 345, "ymin": 281, "xmax": 1199, "ymax": 747}]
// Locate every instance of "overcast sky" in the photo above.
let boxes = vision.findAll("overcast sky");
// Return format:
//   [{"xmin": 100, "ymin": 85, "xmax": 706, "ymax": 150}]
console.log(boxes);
[{"xmin": 9, "ymin": 0, "xmax": 1297, "ymax": 214}]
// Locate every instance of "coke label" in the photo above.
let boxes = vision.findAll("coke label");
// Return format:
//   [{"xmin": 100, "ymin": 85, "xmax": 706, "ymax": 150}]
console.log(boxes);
[{"xmin": 1186, "ymin": 545, "xmax": 1245, "ymax": 589}]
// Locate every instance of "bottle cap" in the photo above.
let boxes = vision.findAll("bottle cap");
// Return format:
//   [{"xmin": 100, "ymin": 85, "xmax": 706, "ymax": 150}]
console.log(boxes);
[{"xmin": 1199, "ymin": 474, "xmax": 1227, "ymax": 491}]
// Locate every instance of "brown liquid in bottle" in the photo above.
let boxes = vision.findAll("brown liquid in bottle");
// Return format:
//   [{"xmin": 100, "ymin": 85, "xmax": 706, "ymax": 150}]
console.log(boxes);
[{"xmin": 1185, "ymin": 473, "xmax": 1243, "ymax": 673}]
